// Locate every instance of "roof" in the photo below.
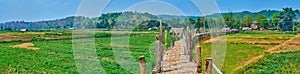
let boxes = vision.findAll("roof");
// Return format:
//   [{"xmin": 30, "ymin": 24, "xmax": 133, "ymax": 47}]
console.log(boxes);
[{"xmin": 170, "ymin": 28, "xmax": 184, "ymax": 34}]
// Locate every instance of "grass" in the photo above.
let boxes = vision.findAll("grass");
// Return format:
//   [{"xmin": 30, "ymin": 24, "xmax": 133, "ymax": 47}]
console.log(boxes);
[
  {"xmin": 197, "ymin": 31, "xmax": 296, "ymax": 74},
  {"xmin": 0, "ymin": 30, "xmax": 173, "ymax": 73},
  {"xmin": 245, "ymin": 51, "xmax": 300, "ymax": 74},
  {"xmin": 0, "ymin": 30, "xmax": 296, "ymax": 73}
]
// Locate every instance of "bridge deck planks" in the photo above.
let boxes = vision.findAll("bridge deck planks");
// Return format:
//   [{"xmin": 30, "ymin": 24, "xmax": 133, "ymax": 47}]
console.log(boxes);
[{"xmin": 157, "ymin": 39, "xmax": 196, "ymax": 74}]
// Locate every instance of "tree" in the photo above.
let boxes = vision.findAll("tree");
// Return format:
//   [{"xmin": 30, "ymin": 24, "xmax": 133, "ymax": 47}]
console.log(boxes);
[
  {"xmin": 243, "ymin": 14, "xmax": 253, "ymax": 27},
  {"xmin": 224, "ymin": 12, "xmax": 235, "ymax": 28},
  {"xmin": 256, "ymin": 14, "xmax": 269, "ymax": 28},
  {"xmin": 234, "ymin": 18, "xmax": 243, "ymax": 29},
  {"xmin": 271, "ymin": 13, "xmax": 280, "ymax": 30},
  {"xmin": 278, "ymin": 7, "xmax": 299, "ymax": 31},
  {"xmin": 108, "ymin": 19, "xmax": 116, "ymax": 29},
  {"xmin": 186, "ymin": 18, "xmax": 196, "ymax": 26},
  {"xmin": 195, "ymin": 18, "xmax": 204, "ymax": 29}
]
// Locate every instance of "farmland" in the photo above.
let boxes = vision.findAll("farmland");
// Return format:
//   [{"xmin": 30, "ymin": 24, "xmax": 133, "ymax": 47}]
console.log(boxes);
[
  {"xmin": 197, "ymin": 31, "xmax": 297, "ymax": 74},
  {"xmin": 0, "ymin": 31, "xmax": 171, "ymax": 74},
  {"xmin": 245, "ymin": 51, "xmax": 300, "ymax": 74},
  {"xmin": 0, "ymin": 30, "xmax": 299, "ymax": 73}
]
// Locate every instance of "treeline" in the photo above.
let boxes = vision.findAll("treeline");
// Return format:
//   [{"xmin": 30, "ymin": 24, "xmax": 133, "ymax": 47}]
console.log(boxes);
[
  {"xmin": 187, "ymin": 8, "xmax": 300, "ymax": 31},
  {"xmin": 0, "ymin": 8, "xmax": 299, "ymax": 31},
  {"xmin": 0, "ymin": 11, "xmax": 159, "ymax": 31}
]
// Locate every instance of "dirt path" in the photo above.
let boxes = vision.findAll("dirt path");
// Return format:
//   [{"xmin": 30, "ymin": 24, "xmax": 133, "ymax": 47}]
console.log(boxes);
[
  {"xmin": 157, "ymin": 39, "xmax": 196, "ymax": 74},
  {"xmin": 267, "ymin": 33, "xmax": 300, "ymax": 53},
  {"xmin": 13, "ymin": 42, "xmax": 40, "ymax": 50},
  {"xmin": 202, "ymin": 36, "xmax": 224, "ymax": 44}
]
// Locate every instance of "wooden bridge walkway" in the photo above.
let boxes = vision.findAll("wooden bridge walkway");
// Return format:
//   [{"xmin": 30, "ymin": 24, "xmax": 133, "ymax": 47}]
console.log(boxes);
[
  {"xmin": 138, "ymin": 22, "xmax": 232, "ymax": 74},
  {"xmin": 158, "ymin": 39, "xmax": 196, "ymax": 74}
]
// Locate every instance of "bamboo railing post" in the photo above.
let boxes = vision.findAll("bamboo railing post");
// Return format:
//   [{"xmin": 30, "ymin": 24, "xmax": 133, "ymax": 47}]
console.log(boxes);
[
  {"xmin": 159, "ymin": 19, "xmax": 163, "ymax": 69},
  {"xmin": 139, "ymin": 56, "xmax": 146, "ymax": 74},
  {"xmin": 155, "ymin": 35, "xmax": 161, "ymax": 73},
  {"xmin": 205, "ymin": 58, "xmax": 212, "ymax": 74},
  {"xmin": 196, "ymin": 46, "xmax": 202, "ymax": 73},
  {"xmin": 165, "ymin": 30, "xmax": 168, "ymax": 48},
  {"xmin": 159, "ymin": 19, "xmax": 163, "ymax": 44},
  {"xmin": 189, "ymin": 32, "xmax": 193, "ymax": 62},
  {"xmin": 172, "ymin": 32, "xmax": 175, "ymax": 47},
  {"xmin": 182, "ymin": 28, "xmax": 186, "ymax": 54}
]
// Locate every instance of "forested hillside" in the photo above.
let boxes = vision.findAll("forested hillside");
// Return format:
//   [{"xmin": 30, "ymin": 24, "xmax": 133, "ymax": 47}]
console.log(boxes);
[{"xmin": 0, "ymin": 10, "xmax": 299, "ymax": 31}]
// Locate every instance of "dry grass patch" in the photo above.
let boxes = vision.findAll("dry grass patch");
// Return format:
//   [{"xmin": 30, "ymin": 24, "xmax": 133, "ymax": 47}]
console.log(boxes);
[
  {"xmin": 12, "ymin": 42, "xmax": 40, "ymax": 50},
  {"xmin": 267, "ymin": 33, "xmax": 300, "ymax": 53},
  {"xmin": 100, "ymin": 57, "xmax": 117, "ymax": 62},
  {"xmin": 0, "ymin": 35, "xmax": 31, "ymax": 41}
]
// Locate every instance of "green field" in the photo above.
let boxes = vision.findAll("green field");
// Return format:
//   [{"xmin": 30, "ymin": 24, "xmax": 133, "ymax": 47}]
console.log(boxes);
[
  {"xmin": 0, "ymin": 31, "xmax": 174, "ymax": 73},
  {"xmin": 245, "ymin": 51, "xmax": 300, "ymax": 74},
  {"xmin": 197, "ymin": 31, "xmax": 297, "ymax": 74},
  {"xmin": 0, "ymin": 30, "xmax": 298, "ymax": 73}
]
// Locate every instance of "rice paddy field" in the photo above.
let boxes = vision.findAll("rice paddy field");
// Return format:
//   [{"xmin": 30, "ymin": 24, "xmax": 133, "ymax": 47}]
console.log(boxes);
[
  {"xmin": 245, "ymin": 51, "xmax": 300, "ymax": 74},
  {"xmin": 0, "ymin": 30, "xmax": 299, "ymax": 73},
  {"xmin": 197, "ymin": 31, "xmax": 298, "ymax": 74},
  {"xmin": 0, "ymin": 30, "xmax": 171, "ymax": 74}
]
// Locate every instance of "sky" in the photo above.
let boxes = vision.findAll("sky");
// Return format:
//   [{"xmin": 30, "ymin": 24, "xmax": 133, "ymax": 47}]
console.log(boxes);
[{"xmin": 1, "ymin": 0, "xmax": 300, "ymax": 23}]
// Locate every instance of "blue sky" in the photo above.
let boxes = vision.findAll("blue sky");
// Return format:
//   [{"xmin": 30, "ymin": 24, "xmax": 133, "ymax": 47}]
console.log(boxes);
[{"xmin": 1, "ymin": 0, "xmax": 300, "ymax": 23}]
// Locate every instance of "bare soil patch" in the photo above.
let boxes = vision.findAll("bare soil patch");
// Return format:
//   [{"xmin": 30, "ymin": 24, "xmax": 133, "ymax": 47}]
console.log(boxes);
[
  {"xmin": 13, "ymin": 42, "xmax": 40, "ymax": 50},
  {"xmin": 0, "ymin": 34, "xmax": 31, "ymax": 41},
  {"xmin": 202, "ymin": 36, "xmax": 225, "ymax": 44}
]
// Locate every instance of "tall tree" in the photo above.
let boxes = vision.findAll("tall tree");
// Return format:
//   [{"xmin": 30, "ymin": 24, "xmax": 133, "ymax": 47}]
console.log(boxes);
[
  {"xmin": 186, "ymin": 18, "xmax": 196, "ymax": 25},
  {"xmin": 271, "ymin": 13, "xmax": 280, "ymax": 30},
  {"xmin": 224, "ymin": 12, "xmax": 235, "ymax": 28},
  {"xmin": 234, "ymin": 18, "xmax": 243, "ymax": 29},
  {"xmin": 195, "ymin": 18, "xmax": 203, "ymax": 29},
  {"xmin": 243, "ymin": 14, "xmax": 253, "ymax": 27},
  {"xmin": 256, "ymin": 14, "xmax": 269, "ymax": 28},
  {"xmin": 278, "ymin": 7, "xmax": 299, "ymax": 31},
  {"xmin": 108, "ymin": 19, "xmax": 116, "ymax": 29}
]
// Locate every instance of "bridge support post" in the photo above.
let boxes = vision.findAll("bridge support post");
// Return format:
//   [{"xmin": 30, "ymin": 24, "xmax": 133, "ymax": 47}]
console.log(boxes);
[
  {"xmin": 196, "ymin": 46, "xmax": 202, "ymax": 73},
  {"xmin": 139, "ymin": 56, "xmax": 146, "ymax": 74},
  {"xmin": 155, "ymin": 35, "xmax": 161, "ymax": 73},
  {"xmin": 189, "ymin": 32, "xmax": 193, "ymax": 62},
  {"xmin": 205, "ymin": 58, "xmax": 212, "ymax": 74},
  {"xmin": 165, "ymin": 30, "xmax": 168, "ymax": 48},
  {"xmin": 172, "ymin": 32, "xmax": 175, "ymax": 47}
]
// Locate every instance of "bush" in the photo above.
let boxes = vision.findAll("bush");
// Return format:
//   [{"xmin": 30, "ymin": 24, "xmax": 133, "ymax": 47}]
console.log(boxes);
[
  {"xmin": 45, "ymin": 32, "xmax": 72, "ymax": 36},
  {"xmin": 95, "ymin": 33, "xmax": 111, "ymax": 38}
]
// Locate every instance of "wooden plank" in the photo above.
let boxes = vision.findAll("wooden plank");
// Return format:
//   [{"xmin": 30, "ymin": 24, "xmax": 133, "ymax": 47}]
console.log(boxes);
[{"xmin": 189, "ymin": 32, "xmax": 193, "ymax": 62}]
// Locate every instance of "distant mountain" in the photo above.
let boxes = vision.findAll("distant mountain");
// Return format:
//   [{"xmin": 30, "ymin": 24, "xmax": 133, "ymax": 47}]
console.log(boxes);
[
  {"xmin": 0, "ymin": 12, "xmax": 158, "ymax": 30},
  {"xmin": 157, "ymin": 15, "xmax": 202, "ymax": 21},
  {"xmin": 0, "ymin": 16, "xmax": 79, "ymax": 30},
  {"xmin": 1, "ymin": 10, "xmax": 299, "ymax": 31},
  {"xmin": 205, "ymin": 10, "xmax": 281, "ymax": 19}
]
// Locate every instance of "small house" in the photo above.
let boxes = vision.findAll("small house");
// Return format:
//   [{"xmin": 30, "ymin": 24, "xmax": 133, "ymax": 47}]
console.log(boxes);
[
  {"xmin": 20, "ymin": 29, "xmax": 27, "ymax": 33},
  {"xmin": 221, "ymin": 28, "xmax": 231, "ymax": 32},
  {"xmin": 242, "ymin": 27, "xmax": 252, "ymax": 31},
  {"xmin": 251, "ymin": 21, "xmax": 258, "ymax": 30},
  {"xmin": 169, "ymin": 28, "xmax": 184, "ymax": 34}
]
